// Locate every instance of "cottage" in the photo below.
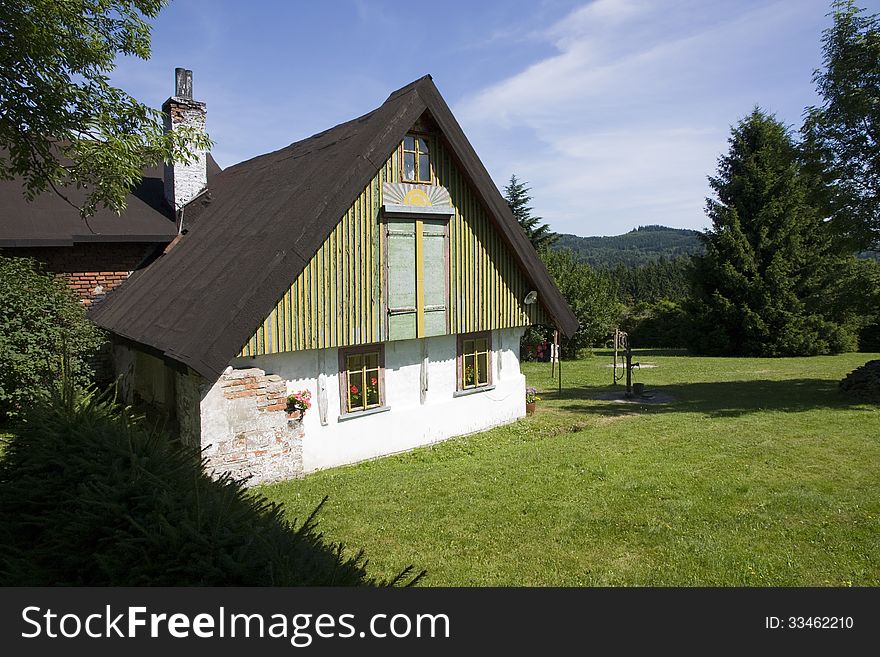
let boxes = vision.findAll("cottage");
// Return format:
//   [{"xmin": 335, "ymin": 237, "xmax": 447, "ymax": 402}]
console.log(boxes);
[{"xmin": 89, "ymin": 70, "xmax": 577, "ymax": 483}]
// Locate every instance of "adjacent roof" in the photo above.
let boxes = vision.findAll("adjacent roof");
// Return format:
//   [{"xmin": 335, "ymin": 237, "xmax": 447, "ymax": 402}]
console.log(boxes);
[
  {"xmin": 0, "ymin": 154, "xmax": 221, "ymax": 246},
  {"xmin": 91, "ymin": 76, "xmax": 577, "ymax": 379}
]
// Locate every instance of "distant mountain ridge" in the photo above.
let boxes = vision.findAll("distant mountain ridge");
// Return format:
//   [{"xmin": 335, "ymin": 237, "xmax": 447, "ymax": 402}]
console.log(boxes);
[{"xmin": 554, "ymin": 225, "xmax": 704, "ymax": 268}]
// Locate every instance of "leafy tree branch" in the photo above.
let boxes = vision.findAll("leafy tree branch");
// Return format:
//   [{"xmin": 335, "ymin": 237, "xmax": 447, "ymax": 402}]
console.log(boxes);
[{"xmin": 0, "ymin": 0, "xmax": 212, "ymax": 218}]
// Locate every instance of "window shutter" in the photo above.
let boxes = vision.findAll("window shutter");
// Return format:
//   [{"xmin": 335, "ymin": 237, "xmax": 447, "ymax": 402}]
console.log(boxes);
[
  {"xmin": 385, "ymin": 217, "xmax": 449, "ymax": 340},
  {"xmin": 387, "ymin": 219, "xmax": 417, "ymax": 341},
  {"xmin": 422, "ymin": 218, "xmax": 448, "ymax": 337}
]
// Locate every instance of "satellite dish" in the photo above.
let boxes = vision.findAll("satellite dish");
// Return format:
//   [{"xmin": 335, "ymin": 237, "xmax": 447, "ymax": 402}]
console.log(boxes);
[{"xmin": 524, "ymin": 290, "xmax": 538, "ymax": 305}]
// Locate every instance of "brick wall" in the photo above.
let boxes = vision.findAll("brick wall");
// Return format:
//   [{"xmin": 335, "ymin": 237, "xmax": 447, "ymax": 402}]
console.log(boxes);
[
  {"xmin": 220, "ymin": 369, "xmax": 288, "ymax": 410},
  {"xmin": 201, "ymin": 367, "xmax": 304, "ymax": 485},
  {"xmin": 9, "ymin": 242, "xmax": 160, "ymax": 306}
]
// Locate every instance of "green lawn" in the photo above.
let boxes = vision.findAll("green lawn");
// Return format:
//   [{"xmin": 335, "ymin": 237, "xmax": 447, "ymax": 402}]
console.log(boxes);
[{"xmin": 261, "ymin": 351, "xmax": 880, "ymax": 586}]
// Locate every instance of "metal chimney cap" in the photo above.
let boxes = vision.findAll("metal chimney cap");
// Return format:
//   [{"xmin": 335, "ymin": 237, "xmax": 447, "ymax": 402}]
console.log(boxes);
[{"xmin": 174, "ymin": 68, "xmax": 193, "ymax": 99}]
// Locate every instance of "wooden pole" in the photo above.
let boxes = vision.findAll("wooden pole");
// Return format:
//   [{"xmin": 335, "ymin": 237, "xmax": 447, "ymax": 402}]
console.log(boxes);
[
  {"xmin": 612, "ymin": 328, "xmax": 619, "ymax": 385},
  {"xmin": 625, "ymin": 335, "xmax": 633, "ymax": 397},
  {"xmin": 558, "ymin": 338, "xmax": 562, "ymax": 395}
]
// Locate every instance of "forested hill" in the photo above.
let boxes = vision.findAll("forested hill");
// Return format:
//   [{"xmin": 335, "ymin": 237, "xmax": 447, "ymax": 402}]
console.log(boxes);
[{"xmin": 554, "ymin": 225, "xmax": 703, "ymax": 267}]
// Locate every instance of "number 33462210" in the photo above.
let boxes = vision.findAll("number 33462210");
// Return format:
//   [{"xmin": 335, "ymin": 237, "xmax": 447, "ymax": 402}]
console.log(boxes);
[{"xmin": 765, "ymin": 616, "xmax": 854, "ymax": 629}]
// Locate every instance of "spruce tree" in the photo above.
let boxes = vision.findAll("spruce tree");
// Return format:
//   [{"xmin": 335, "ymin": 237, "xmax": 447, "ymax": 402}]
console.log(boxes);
[
  {"xmin": 503, "ymin": 174, "xmax": 557, "ymax": 251},
  {"xmin": 690, "ymin": 108, "xmax": 857, "ymax": 356}
]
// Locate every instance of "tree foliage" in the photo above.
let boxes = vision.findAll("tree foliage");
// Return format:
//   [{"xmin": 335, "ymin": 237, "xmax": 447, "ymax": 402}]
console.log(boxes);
[
  {"xmin": 835, "ymin": 257, "xmax": 880, "ymax": 351},
  {"xmin": 0, "ymin": 382, "xmax": 424, "ymax": 586},
  {"xmin": 541, "ymin": 250, "xmax": 621, "ymax": 356},
  {"xmin": 0, "ymin": 256, "xmax": 104, "ymax": 420},
  {"xmin": 606, "ymin": 257, "xmax": 693, "ymax": 305},
  {"xmin": 690, "ymin": 108, "xmax": 859, "ymax": 356},
  {"xmin": 619, "ymin": 299, "xmax": 690, "ymax": 349},
  {"xmin": 802, "ymin": 0, "xmax": 880, "ymax": 250},
  {"xmin": 504, "ymin": 174, "xmax": 557, "ymax": 251},
  {"xmin": 0, "ymin": 0, "xmax": 211, "ymax": 217}
]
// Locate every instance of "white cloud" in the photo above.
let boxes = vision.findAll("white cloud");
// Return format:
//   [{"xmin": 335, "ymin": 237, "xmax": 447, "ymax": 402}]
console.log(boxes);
[{"xmin": 455, "ymin": 0, "xmax": 828, "ymax": 236}]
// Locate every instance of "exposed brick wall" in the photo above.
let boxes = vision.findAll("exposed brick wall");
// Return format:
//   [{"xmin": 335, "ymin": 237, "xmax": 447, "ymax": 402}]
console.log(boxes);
[
  {"xmin": 221, "ymin": 369, "xmax": 287, "ymax": 410},
  {"xmin": 202, "ymin": 367, "xmax": 303, "ymax": 486},
  {"xmin": 8, "ymin": 242, "xmax": 160, "ymax": 306}
]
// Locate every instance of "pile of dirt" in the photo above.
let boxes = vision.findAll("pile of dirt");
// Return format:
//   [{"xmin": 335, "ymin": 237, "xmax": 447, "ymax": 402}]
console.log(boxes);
[{"xmin": 839, "ymin": 360, "xmax": 880, "ymax": 402}]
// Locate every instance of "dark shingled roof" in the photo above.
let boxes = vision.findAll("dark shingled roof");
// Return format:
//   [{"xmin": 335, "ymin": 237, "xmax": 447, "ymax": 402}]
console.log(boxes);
[
  {"xmin": 0, "ymin": 154, "xmax": 222, "ymax": 246},
  {"xmin": 90, "ymin": 76, "xmax": 577, "ymax": 379}
]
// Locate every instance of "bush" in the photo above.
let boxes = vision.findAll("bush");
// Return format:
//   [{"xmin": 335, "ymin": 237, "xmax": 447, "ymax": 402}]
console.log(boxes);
[
  {"xmin": 842, "ymin": 258, "xmax": 880, "ymax": 352},
  {"xmin": 0, "ymin": 256, "xmax": 104, "ymax": 420},
  {"xmin": 0, "ymin": 383, "xmax": 423, "ymax": 586},
  {"xmin": 860, "ymin": 322, "xmax": 880, "ymax": 352},
  {"xmin": 620, "ymin": 300, "xmax": 690, "ymax": 348}
]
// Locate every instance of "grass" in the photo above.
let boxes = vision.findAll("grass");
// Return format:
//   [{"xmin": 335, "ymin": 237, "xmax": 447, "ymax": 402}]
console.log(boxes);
[{"xmin": 262, "ymin": 350, "xmax": 880, "ymax": 586}]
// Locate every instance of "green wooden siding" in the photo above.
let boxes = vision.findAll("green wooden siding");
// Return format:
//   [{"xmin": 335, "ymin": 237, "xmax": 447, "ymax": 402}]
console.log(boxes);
[{"xmin": 239, "ymin": 135, "xmax": 547, "ymax": 357}]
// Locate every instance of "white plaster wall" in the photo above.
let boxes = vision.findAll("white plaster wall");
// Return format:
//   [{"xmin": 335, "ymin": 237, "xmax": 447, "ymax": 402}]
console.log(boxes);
[
  {"xmin": 227, "ymin": 327, "xmax": 527, "ymax": 472},
  {"xmin": 198, "ymin": 369, "xmax": 301, "ymax": 485}
]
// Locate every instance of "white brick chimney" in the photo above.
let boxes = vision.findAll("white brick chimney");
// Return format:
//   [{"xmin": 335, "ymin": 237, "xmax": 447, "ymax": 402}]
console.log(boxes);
[{"xmin": 162, "ymin": 68, "xmax": 207, "ymax": 211}]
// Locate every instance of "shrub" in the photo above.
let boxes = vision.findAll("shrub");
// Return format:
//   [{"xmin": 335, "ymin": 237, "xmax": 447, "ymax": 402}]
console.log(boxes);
[
  {"xmin": 860, "ymin": 322, "xmax": 880, "ymax": 352},
  {"xmin": 520, "ymin": 325, "xmax": 554, "ymax": 362},
  {"xmin": 620, "ymin": 300, "xmax": 690, "ymax": 348},
  {"xmin": 0, "ymin": 383, "xmax": 423, "ymax": 586},
  {"xmin": 0, "ymin": 256, "xmax": 104, "ymax": 420}
]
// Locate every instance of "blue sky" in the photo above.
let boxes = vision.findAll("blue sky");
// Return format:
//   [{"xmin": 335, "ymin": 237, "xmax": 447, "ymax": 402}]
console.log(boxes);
[{"xmin": 113, "ymin": 0, "xmax": 879, "ymax": 237}]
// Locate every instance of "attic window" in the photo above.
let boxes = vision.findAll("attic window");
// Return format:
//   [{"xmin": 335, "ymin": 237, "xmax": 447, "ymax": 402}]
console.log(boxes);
[{"xmin": 402, "ymin": 134, "xmax": 431, "ymax": 183}]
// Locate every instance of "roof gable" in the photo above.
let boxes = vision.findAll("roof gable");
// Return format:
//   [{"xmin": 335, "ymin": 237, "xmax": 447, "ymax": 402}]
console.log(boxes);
[
  {"xmin": 91, "ymin": 76, "xmax": 576, "ymax": 379},
  {"xmin": 239, "ymin": 127, "xmax": 552, "ymax": 357}
]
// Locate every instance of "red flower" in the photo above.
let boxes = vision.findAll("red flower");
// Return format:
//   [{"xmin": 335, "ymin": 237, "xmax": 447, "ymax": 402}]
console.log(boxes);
[
  {"xmin": 371, "ymin": 377, "xmax": 378, "ymax": 386},
  {"xmin": 350, "ymin": 385, "xmax": 359, "ymax": 394}
]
